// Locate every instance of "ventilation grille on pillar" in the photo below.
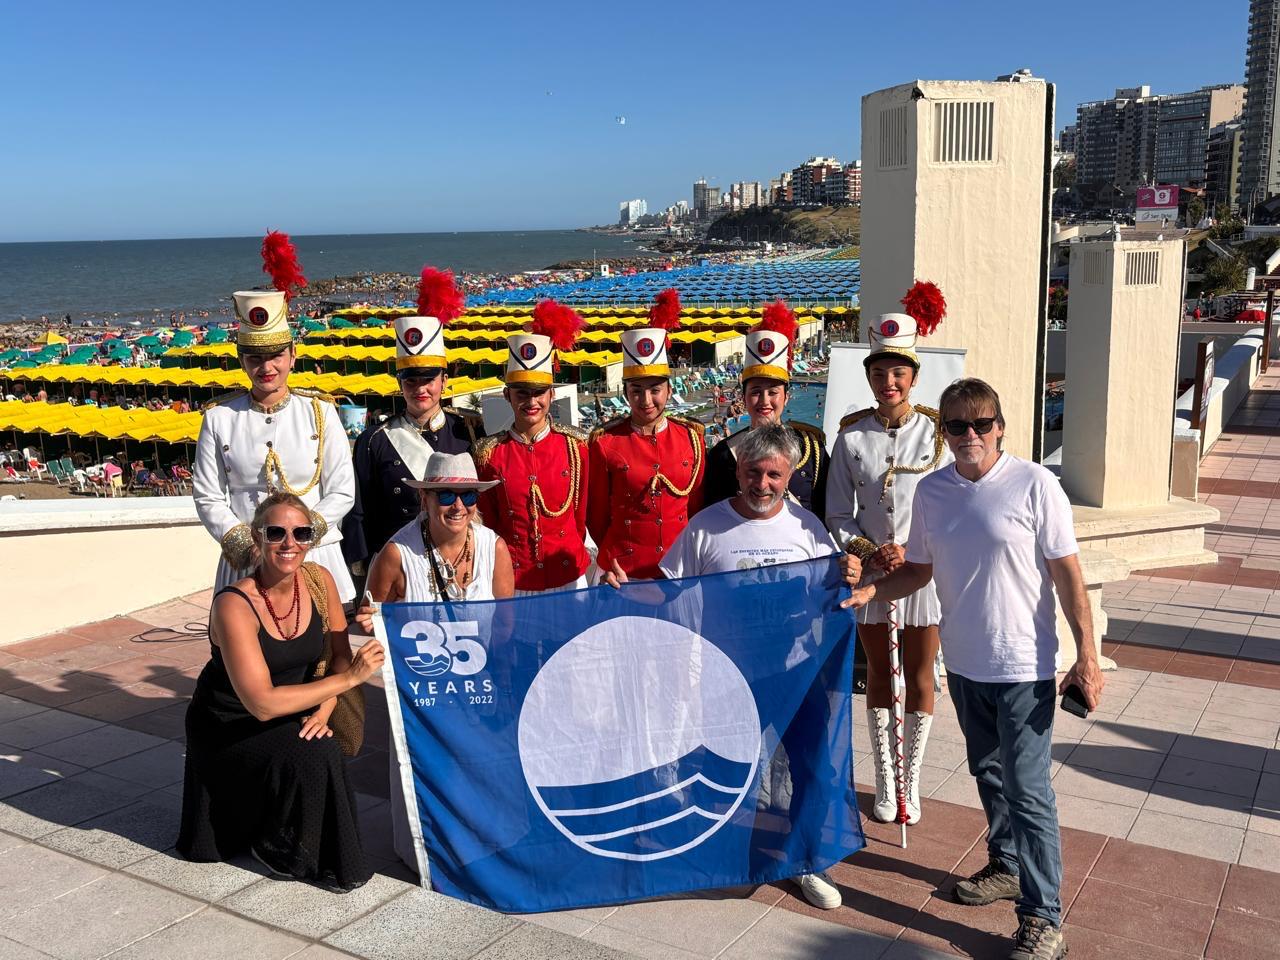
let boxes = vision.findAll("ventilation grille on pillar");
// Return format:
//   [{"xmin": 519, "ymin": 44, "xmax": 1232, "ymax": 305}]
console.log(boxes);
[
  {"xmin": 933, "ymin": 101, "xmax": 995, "ymax": 163},
  {"xmin": 878, "ymin": 105, "xmax": 909, "ymax": 169},
  {"xmin": 1124, "ymin": 250, "xmax": 1161, "ymax": 286},
  {"xmin": 1082, "ymin": 250, "xmax": 1107, "ymax": 284}
]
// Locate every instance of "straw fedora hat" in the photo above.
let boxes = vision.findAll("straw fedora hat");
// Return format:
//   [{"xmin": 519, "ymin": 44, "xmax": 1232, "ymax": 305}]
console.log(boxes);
[{"xmin": 404, "ymin": 451, "xmax": 500, "ymax": 491}]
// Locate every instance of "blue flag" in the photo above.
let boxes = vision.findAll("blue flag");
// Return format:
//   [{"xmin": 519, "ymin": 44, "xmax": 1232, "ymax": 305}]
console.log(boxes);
[{"xmin": 375, "ymin": 556, "xmax": 864, "ymax": 913}]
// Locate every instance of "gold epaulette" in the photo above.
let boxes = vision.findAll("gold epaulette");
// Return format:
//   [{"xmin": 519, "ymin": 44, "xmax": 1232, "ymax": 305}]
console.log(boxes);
[
  {"xmin": 589, "ymin": 416, "xmax": 627, "ymax": 443},
  {"xmin": 788, "ymin": 420, "xmax": 826, "ymax": 443},
  {"xmin": 552, "ymin": 423, "xmax": 590, "ymax": 443},
  {"xmin": 291, "ymin": 386, "xmax": 338, "ymax": 405},
  {"xmin": 445, "ymin": 405, "xmax": 484, "ymax": 444},
  {"xmin": 915, "ymin": 404, "xmax": 941, "ymax": 424},
  {"xmin": 839, "ymin": 407, "xmax": 876, "ymax": 430},
  {"xmin": 668, "ymin": 414, "xmax": 706, "ymax": 436},
  {"xmin": 472, "ymin": 432, "xmax": 503, "ymax": 469},
  {"xmin": 202, "ymin": 389, "xmax": 247, "ymax": 411}
]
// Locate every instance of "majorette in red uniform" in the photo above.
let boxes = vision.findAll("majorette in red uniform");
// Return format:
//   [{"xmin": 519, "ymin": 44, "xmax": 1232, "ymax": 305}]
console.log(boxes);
[
  {"xmin": 587, "ymin": 288, "xmax": 706, "ymax": 580},
  {"xmin": 474, "ymin": 301, "xmax": 591, "ymax": 594}
]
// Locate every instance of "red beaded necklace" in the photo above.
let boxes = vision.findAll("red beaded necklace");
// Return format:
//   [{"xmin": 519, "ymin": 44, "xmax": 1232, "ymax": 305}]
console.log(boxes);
[{"xmin": 256, "ymin": 573, "xmax": 301, "ymax": 640}]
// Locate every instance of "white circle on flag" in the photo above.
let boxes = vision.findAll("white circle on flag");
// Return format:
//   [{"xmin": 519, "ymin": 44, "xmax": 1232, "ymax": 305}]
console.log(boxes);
[{"xmin": 518, "ymin": 616, "xmax": 761, "ymax": 861}]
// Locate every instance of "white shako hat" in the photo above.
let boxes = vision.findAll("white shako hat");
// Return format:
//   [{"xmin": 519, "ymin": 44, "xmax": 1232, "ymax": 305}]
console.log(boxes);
[
  {"xmin": 233, "ymin": 290, "xmax": 293, "ymax": 355},
  {"xmin": 504, "ymin": 334, "xmax": 555, "ymax": 387},
  {"xmin": 620, "ymin": 328, "xmax": 671, "ymax": 380},
  {"xmin": 865, "ymin": 312, "xmax": 920, "ymax": 369},
  {"xmin": 394, "ymin": 315, "xmax": 447, "ymax": 374}
]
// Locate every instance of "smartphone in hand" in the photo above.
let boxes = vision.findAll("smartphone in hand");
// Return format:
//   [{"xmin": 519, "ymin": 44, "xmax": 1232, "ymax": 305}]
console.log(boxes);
[{"xmin": 1060, "ymin": 683, "xmax": 1090, "ymax": 719}]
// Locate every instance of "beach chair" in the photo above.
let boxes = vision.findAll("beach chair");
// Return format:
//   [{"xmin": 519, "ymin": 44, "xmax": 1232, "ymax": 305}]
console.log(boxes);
[
  {"xmin": 59, "ymin": 456, "xmax": 75, "ymax": 479},
  {"xmin": 169, "ymin": 465, "xmax": 192, "ymax": 494},
  {"xmin": 2, "ymin": 464, "xmax": 27, "ymax": 483},
  {"xmin": 25, "ymin": 457, "xmax": 47, "ymax": 481},
  {"xmin": 46, "ymin": 459, "xmax": 68, "ymax": 485}
]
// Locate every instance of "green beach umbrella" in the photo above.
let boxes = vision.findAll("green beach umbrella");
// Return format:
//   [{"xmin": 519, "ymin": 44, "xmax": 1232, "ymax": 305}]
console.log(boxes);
[
  {"xmin": 330, "ymin": 317, "xmax": 356, "ymax": 329},
  {"xmin": 203, "ymin": 327, "xmax": 230, "ymax": 343}
]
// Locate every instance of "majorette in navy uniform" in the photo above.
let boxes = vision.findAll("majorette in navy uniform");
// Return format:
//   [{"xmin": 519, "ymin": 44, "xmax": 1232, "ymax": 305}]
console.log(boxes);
[
  {"xmin": 193, "ymin": 231, "xmax": 357, "ymax": 601},
  {"xmin": 587, "ymin": 288, "xmax": 706, "ymax": 580},
  {"xmin": 475, "ymin": 300, "xmax": 591, "ymax": 594},
  {"xmin": 703, "ymin": 299, "xmax": 828, "ymax": 515},
  {"xmin": 825, "ymin": 280, "xmax": 952, "ymax": 826},
  {"xmin": 342, "ymin": 268, "xmax": 481, "ymax": 569}
]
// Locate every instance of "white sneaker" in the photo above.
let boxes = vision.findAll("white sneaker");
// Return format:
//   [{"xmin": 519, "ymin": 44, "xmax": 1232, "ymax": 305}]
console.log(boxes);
[{"xmin": 797, "ymin": 871, "xmax": 842, "ymax": 910}]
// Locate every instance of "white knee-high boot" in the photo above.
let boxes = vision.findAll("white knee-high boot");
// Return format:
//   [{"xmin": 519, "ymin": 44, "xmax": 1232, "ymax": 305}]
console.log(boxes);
[
  {"xmin": 866, "ymin": 707, "xmax": 897, "ymax": 823},
  {"xmin": 903, "ymin": 711, "xmax": 933, "ymax": 825}
]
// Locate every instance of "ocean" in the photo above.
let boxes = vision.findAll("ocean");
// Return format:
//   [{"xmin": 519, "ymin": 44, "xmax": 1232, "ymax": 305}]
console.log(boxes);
[{"xmin": 0, "ymin": 231, "xmax": 644, "ymax": 324}]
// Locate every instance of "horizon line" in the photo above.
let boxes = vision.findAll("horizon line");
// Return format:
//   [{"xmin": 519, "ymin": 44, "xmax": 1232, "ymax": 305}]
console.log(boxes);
[{"xmin": 0, "ymin": 226, "xmax": 603, "ymax": 246}]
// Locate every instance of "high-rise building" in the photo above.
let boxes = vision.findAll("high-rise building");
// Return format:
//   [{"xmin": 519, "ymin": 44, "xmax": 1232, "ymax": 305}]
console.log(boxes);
[
  {"xmin": 692, "ymin": 179, "xmax": 720, "ymax": 219},
  {"xmin": 1075, "ymin": 84, "xmax": 1244, "ymax": 199},
  {"xmin": 618, "ymin": 199, "xmax": 647, "ymax": 225},
  {"xmin": 769, "ymin": 172, "xmax": 793, "ymax": 205},
  {"xmin": 1076, "ymin": 86, "xmax": 1160, "ymax": 195},
  {"xmin": 1059, "ymin": 124, "xmax": 1077, "ymax": 153},
  {"xmin": 1240, "ymin": 0, "xmax": 1280, "ymax": 211},
  {"xmin": 1154, "ymin": 85, "xmax": 1245, "ymax": 186},
  {"xmin": 1207, "ymin": 121, "xmax": 1245, "ymax": 213},
  {"xmin": 730, "ymin": 181, "xmax": 763, "ymax": 209},
  {"xmin": 821, "ymin": 162, "xmax": 862, "ymax": 204},
  {"xmin": 790, "ymin": 157, "xmax": 843, "ymax": 205}
]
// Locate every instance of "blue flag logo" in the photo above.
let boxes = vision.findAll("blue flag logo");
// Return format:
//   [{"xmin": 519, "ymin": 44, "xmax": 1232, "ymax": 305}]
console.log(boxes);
[{"xmin": 376, "ymin": 556, "xmax": 864, "ymax": 913}]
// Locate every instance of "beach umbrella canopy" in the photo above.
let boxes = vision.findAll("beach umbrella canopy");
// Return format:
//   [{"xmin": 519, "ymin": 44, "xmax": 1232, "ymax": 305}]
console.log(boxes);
[
  {"xmin": 170, "ymin": 331, "xmax": 196, "ymax": 347},
  {"xmin": 299, "ymin": 319, "xmax": 326, "ymax": 333},
  {"xmin": 0, "ymin": 348, "xmax": 23, "ymax": 362},
  {"xmin": 37, "ymin": 331, "xmax": 68, "ymax": 345},
  {"xmin": 135, "ymin": 335, "xmax": 162, "ymax": 347},
  {"xmin": 330, "ymin": 317, "xmax": 356, "ymax": 329},
  {"xmin": 203, "ymin": 327, "xmax": 230, "ymax": 343}
]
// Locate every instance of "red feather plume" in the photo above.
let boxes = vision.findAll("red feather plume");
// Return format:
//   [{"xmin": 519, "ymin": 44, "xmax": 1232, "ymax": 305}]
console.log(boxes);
[
  {"xmin": 260, "ymin": 231, "xmax": 307, "ymax": 301},
  {"xmin": 648, "ymin": 287, "xmax": 682, "ymax": 331},
  {"xmin": 531, "ymin": 299, "xmax": 584, "ymax": 352},
  {"xmin": 900, "ymin": 280, "xmax": 946, "ymax": 337},
  {"xmin": 416, "ymin": 267, "xmax": 465, "ymax": 324},
  {"xmin": 757, "ymin": 299, "xmax": 798, "ymax": 370}
]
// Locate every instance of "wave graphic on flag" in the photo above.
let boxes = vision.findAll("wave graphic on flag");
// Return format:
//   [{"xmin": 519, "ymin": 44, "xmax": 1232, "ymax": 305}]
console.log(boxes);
[{"xmin": 535, "ymin": 745, "xmax": 753, "ymax": 858}]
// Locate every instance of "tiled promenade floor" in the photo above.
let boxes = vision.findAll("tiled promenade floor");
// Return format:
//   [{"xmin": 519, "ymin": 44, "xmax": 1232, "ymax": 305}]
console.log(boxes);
[{"xmin": 2, "ymin": 380, "xmax": 1279, "ymax": 959}]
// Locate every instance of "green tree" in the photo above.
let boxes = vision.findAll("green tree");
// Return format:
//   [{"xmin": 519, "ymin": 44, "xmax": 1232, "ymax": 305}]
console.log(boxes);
[
  {"xmin": 1187, "ymin": 197, "xmax": 1206, "ymax": 226},
  {"xmin": 1202, "ymin": 253, "xmax": 1247, "ymax": 296}
]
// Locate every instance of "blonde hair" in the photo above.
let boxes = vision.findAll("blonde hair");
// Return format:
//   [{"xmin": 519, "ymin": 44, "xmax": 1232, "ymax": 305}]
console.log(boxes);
[{"xmin": 249, "ymin": 491, "xmax": 313, "ymax": 567}]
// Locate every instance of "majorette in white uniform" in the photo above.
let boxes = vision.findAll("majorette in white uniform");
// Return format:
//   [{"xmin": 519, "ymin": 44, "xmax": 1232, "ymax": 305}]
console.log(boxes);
[
  {"xmin": 826, "ymin": 308, "xmax": 951, "ymax": 626},
  {"xmin": 193, "ymin": 232, "xmax": 357, "ymax": 601}
]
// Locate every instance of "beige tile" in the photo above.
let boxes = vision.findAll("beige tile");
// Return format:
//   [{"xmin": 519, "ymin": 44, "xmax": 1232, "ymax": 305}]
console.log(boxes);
[
  {"xmin": 1127, "ymin": 810, "xmax": 1245, "ymax": 863},
  {"xmin": 1239, "ymin": 830, "xmax": 1280, "ymax": 871},
  {"xmin": 1052, "ymin": 792, "xmax": 1140, "ymax": 838}
]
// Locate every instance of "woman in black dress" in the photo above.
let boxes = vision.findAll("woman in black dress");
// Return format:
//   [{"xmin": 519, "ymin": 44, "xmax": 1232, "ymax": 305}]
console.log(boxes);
[{"xmin": 178, "ymin": 492, "xmax": 385, "ymax": 892}]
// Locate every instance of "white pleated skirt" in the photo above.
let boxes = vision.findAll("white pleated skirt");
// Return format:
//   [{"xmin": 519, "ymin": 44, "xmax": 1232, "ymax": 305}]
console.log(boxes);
[
  {"xmin": 212, "ymin": 541, "xmax": 356, "ymax": 603},
  {"xmin": 859, "ymin": 578, "xmax": 941, "ymax": 628}
]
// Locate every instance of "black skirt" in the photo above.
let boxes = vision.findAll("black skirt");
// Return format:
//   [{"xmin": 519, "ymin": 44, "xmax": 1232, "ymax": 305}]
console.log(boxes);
[{"xmin": 176, "ymin": 586, "xmax": 371, "ymax": 892}]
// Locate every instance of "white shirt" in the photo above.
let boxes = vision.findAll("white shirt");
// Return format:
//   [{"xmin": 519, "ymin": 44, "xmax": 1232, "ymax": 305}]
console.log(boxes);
[
  {"xmin": 660, "ymin": 499, "xmax": 836, "ymax": 578},
  {"xmin": 905, "ymin": 454, "xmax": 1078, "ymax": 683}
]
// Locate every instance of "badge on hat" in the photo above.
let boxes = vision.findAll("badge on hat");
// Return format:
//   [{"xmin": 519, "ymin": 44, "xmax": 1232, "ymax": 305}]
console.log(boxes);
[
  {"xmin": 505, "ymin": 334, "xmax": 555, "ymax": 386},
  {"xmin": 622, "ymin": 288, "xmax": 681, "ymax": 380},
  {"xmin": 395, "ymin": 315, "xmax": 447, "ymax": 373}
]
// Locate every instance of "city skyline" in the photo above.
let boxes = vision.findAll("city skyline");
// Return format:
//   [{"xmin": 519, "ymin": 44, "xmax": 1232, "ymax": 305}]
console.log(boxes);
[{"xmin": 0, "ymin": 0, "xmax": 1251, "ymax": 243}]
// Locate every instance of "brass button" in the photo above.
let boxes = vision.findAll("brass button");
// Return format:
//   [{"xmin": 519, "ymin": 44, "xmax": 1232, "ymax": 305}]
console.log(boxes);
[
  {"xmin": 222, "ymin": 444, "xmax": 230, "ymax": 451},
  {"xmin": 393, "ymin": 459, "xmax": 400, "ymax": 466},
  {"xmin": 393, "ymin": 487, "xmax": 401, "ymax": 494},
  {"xmin": 885, "ymin": 456, "xmax": 894, "ymax": 463},
  {"xmin": 537, "ymin": 562, "xmax": 544, "ymax": 568},
  {"xmin": 266, "ymin": 441, "xmax": 273, "ymax": 448}
]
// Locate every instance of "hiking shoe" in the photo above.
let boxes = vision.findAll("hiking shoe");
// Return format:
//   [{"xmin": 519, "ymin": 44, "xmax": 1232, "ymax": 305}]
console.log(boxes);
[
  {"xmin": 1009, "ymin": 916, "xmax": 1067, "ymax": 960},
  {"xmin": 954, "ymin": 857, "xmax": 1021, "ymax": 906},
  {"xmin": 797, "ymin": 871, "xmax": 842, "ymax": 910}
]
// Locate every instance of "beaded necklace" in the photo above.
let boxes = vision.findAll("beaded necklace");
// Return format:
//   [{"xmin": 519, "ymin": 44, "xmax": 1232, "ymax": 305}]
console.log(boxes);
[{"xmin": 256, "ymin": 573, "xmax": 301, "ymax": 640}]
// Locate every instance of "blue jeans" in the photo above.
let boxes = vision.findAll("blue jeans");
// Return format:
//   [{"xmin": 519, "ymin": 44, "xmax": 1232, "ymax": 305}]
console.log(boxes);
[{"xmin": 947, "ymin": 673, "xmax": 1062, "ymax": 926}]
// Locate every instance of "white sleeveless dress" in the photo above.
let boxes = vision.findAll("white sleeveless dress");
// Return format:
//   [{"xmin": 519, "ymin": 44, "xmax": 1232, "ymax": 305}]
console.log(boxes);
[
  {"xmin": 388, "ymin": 516, "xmax": 497, "ymax": 603},
  {"xmin": 385, "ymin": 515, "xmax": 497, "ymax": 872}
]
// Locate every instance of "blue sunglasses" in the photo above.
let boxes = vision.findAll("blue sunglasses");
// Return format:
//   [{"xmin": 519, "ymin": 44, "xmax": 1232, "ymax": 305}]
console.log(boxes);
[{"xmin": 434, "ymin": 489, "xmax": 479, "ymax": 507}]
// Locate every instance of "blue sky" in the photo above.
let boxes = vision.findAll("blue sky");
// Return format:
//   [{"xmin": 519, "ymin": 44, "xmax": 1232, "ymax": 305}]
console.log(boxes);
[{"xmin": 0, "ymin": 0, "xmax": 1250, "ymax": 242}]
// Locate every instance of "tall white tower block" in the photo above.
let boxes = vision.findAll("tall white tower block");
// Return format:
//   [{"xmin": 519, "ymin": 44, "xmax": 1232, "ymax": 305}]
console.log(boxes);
[
  {"xmin": 860, "ymin": 76, "xmax": 1055, "ymax": 458},
  {"xmin": 1062, "ymin": 238, "xmax": 1184, "ymax": 509}
]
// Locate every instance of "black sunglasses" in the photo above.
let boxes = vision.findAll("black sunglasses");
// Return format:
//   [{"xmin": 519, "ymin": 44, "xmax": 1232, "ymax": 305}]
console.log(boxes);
[
  {"xmin": 263, "ymin": 525, "xmax": 314, "ymax": 544},
  {"xmin": 943, "ymin": 418, "xmax": 998, "ymax": 437},
  {"xmin": 435, "ymin": 490, "xmax": 479, "ymax": 507}
]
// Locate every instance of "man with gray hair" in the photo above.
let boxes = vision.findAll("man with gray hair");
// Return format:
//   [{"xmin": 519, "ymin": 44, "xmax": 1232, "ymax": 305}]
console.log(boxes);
[
  {"xmin": 657, "ymin": 423, "xmax": 842, "ymax": 576},
  {"xmin": 605, "ymin": 422, "xmax": 862, "ymax": 910}
]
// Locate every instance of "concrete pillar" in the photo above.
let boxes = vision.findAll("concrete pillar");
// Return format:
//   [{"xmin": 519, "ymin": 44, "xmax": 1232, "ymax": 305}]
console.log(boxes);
[
  {"xmin": 1061, "ymin": 239, "xmax": 1185, "ymax": 509},
  {"xmin": 860, "ymin": 76, "xmax": 1055, "ymax": 459}
]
